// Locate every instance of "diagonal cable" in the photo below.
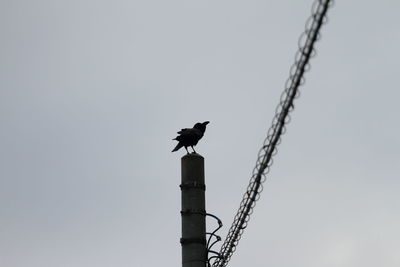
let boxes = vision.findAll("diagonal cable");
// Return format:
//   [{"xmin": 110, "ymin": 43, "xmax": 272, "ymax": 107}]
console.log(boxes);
[{"xmin": 211, "ymin": 1, "xmax": 334, "ymax": 266}]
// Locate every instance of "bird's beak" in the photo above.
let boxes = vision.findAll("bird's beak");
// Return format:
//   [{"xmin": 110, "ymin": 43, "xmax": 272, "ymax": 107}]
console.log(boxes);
[{"xmin": 204, "ymin": 121, "xmax": 210, "ymax": 125}]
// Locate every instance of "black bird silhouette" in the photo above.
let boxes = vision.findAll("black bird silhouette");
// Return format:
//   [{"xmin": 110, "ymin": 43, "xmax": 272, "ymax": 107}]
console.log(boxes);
[{"xmin": 172, "ymin": 121, "xmax": 210, "ymax": 153}]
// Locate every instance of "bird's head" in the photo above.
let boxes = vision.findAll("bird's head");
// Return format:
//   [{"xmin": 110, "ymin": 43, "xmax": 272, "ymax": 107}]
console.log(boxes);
[{"xmin": 193, "ymin": 121, "xmax": 210, "ymax": 133}]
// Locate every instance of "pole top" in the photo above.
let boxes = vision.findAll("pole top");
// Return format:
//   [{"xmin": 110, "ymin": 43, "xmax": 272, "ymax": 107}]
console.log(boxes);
[{"xmin": 181, "ymin": 153, "xmax": 204, "ymax": 160}]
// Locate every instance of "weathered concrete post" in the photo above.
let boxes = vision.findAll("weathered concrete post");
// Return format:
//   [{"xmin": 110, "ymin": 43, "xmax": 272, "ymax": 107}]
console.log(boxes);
[{"xmin": 180, "ymin": 153, "xmax": 206, "ymax": 267}]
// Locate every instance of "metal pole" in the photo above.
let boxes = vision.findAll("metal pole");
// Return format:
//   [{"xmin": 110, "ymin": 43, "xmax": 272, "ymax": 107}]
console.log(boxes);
[{"xmin": 180, "ymin": 153, "xmax": 206, "ymax": 267}]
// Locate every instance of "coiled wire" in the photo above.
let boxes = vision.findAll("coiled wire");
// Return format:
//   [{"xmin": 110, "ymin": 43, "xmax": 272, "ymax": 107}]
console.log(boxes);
[{"xmin": 211, "ymin": 1, "xmax": 334, "ymax": 266}]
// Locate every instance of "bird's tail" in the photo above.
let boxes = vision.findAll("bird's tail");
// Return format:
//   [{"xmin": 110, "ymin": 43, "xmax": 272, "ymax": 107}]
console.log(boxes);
[{"xmin": 172, "ymin": 143, "xmax": 183, "ymax": 152}]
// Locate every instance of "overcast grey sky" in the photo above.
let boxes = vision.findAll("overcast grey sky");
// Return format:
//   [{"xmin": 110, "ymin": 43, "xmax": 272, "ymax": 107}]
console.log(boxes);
[{"xmin": 1, "ymin": 1, "xmax": 399, "ymax": 267}]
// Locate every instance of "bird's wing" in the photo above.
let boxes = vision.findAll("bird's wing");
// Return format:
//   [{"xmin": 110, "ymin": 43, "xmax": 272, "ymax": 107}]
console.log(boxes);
[
  {"xmin": 177, "ymin": 128, "xmax": 188, "ymax": 134},
  {"xmin": 175, "ymin": 128, "xmax": 202, "ymax": 141}
]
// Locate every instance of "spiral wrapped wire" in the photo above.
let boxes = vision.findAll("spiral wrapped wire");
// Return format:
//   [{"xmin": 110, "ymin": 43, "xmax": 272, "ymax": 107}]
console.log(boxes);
[{"xmin": 211, "ymin": 1, "xmax": 334, "ymax": 266}]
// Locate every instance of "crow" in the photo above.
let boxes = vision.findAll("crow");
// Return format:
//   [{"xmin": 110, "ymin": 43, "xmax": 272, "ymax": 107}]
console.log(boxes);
[{"xmin": 172, "ymin": 121, "xmax": 210, "ymax": 153}]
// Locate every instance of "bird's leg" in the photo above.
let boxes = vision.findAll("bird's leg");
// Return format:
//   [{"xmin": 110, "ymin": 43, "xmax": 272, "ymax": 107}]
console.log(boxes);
[
  {"xmin": 184, "ymin": 146, "xmax": 189, "ymax": 154},
  {"xmin": 191, "ymin": 146, "xmax": 197, "ymax": 154}
]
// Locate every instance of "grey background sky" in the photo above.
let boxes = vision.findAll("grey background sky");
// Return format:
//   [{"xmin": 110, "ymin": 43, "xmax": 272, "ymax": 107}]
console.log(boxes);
[{"xmin": 1, "ymin": 1, "xmax": 399, "ymax": 267}]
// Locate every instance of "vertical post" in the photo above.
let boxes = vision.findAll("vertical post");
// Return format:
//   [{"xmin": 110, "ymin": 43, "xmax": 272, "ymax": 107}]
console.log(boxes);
[{"xmin": 180, "ymin": 153, "xmax": 206, "ymax": 267}]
